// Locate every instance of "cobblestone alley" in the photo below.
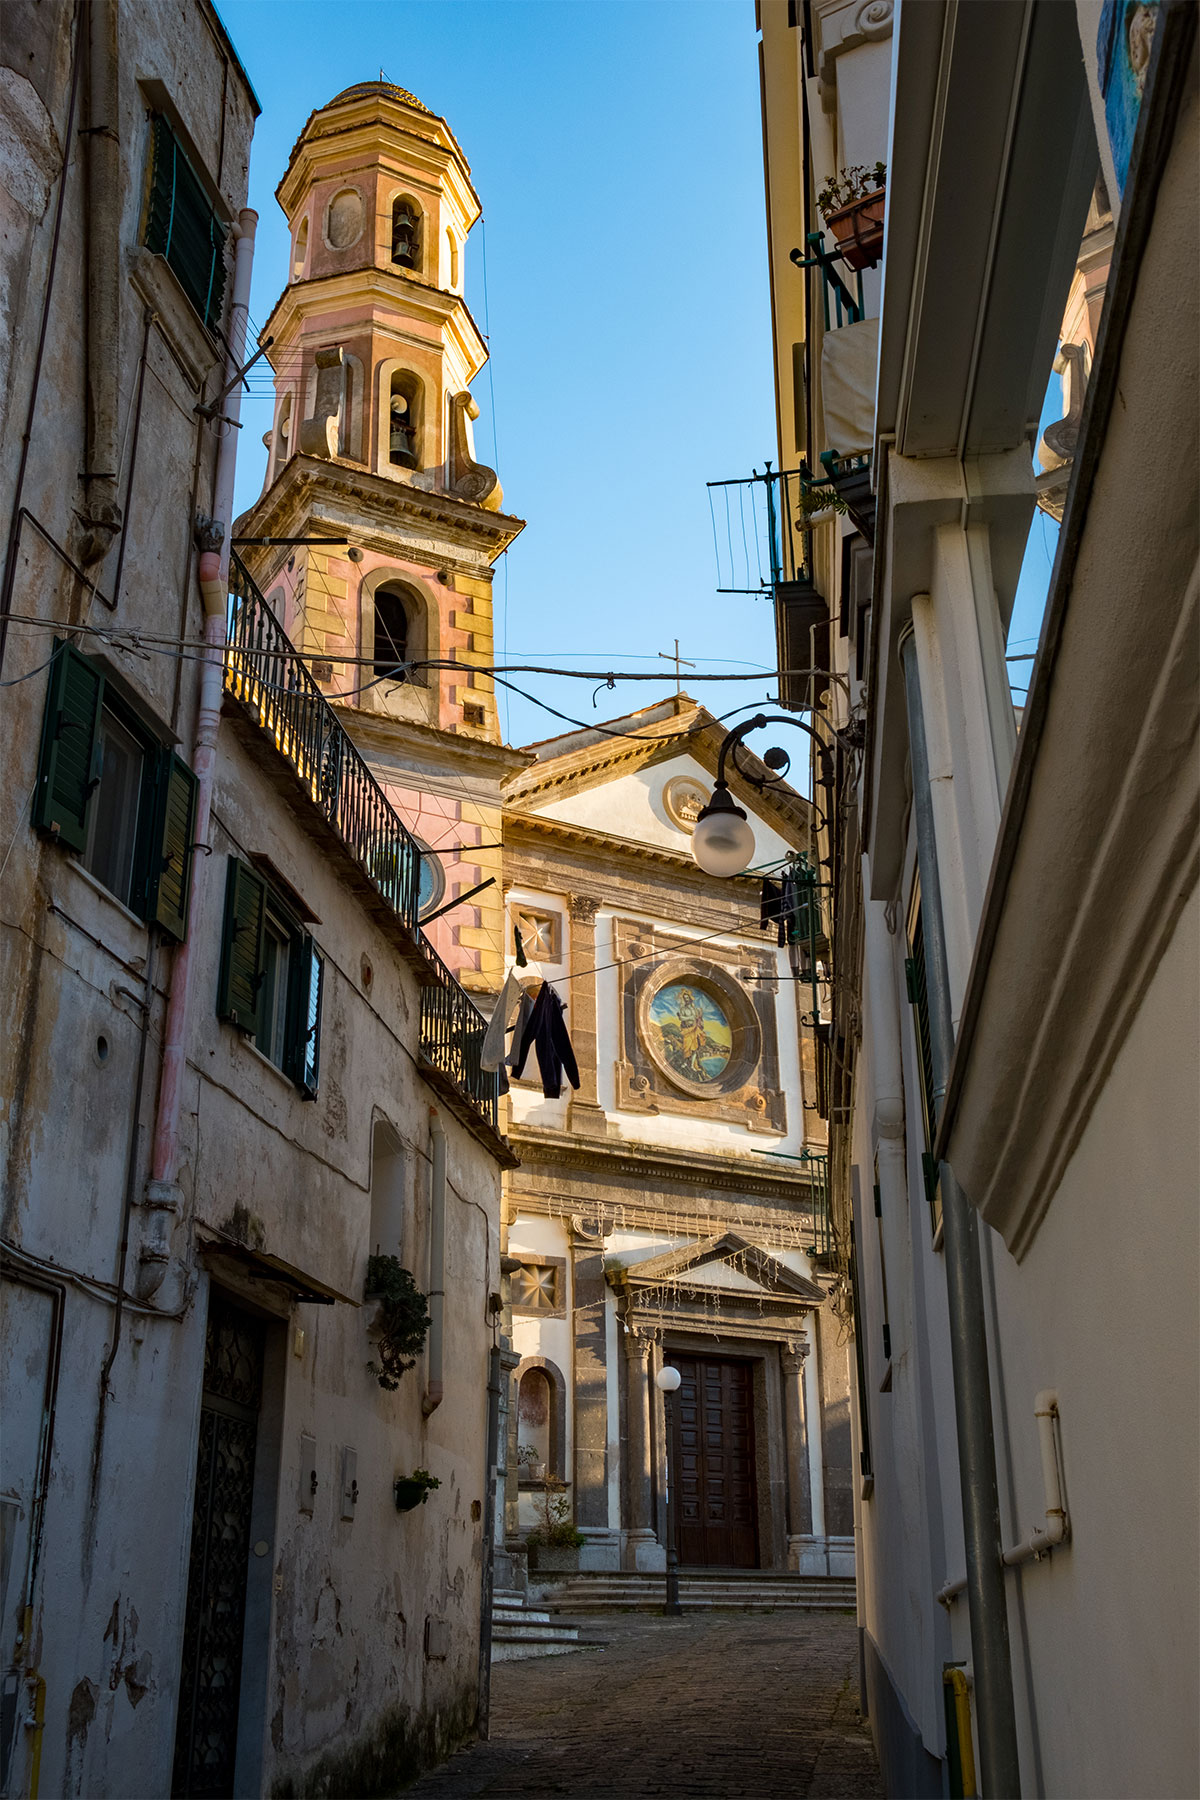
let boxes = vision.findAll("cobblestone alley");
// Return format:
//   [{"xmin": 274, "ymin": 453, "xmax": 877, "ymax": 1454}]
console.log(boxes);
[{"xmin": 404, "ymin": 1613, "xmax": 883, "ymax": 1799}]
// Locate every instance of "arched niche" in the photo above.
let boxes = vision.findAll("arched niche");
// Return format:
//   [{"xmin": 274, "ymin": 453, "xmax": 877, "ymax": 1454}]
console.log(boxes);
[
  {"xmin": 291, "ymin": 214, "xmax": 309, "ymax": 281},
  {"xmin": 375, "ymin": 358, "xmax": 428, "ymax": 474},
  {"xmin": 357, "ymin": 568, "xmax": 438, "ymax": 722},
  {"xmin": 368, "ymin": 1116, "xmax": 407, "ymax": 1259},
  {"xmin": 443, "ymin": 226, "xmax": 460, "ymax": 292},
  {"xmin": 390, "ymin": 194, "xmax": 422, "ymax": 272},
  {"xmin": 513, "ymin": 1356, "xmax": 568, "ymax": 1482},
  {"xmin": 339, "ymin": 352, "xmax": 365, "ymax": 461},
  {"xmin": 271, "ymin": 391, "xmax": 294, "ymax": 482}
]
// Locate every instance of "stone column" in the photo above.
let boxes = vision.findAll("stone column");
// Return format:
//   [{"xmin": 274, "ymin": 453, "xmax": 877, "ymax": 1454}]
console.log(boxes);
[
  {"xmin": 571, "ymin": 1225, "xmax": 618, "ymax": 1569},
  {"xmin": 566, "ymin": 895, "xmax": 607, "ymax": 1136},
  {"xmin": 622, "ymin": 1330, "xmax": 663, "ymax": 1571},
  {"xmin": 782, "ymin": 1339, "xmax": 814, "ymax": 1572}
]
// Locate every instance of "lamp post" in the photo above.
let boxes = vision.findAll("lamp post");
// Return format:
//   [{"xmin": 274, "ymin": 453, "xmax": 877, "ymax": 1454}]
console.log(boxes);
[
  {"xmin": 656, "ymin": 1363, "xmax": 683, "ymax": 1617},
  {"xmin": 692, "ymin": 712, "xmax": 836, "ymax": 879}
]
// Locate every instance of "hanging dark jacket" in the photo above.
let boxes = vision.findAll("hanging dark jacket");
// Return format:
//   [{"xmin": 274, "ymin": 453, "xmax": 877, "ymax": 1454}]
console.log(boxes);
[{"xmin": 510, "ymin": 981, "xmax": 580, "ymax": 1099}]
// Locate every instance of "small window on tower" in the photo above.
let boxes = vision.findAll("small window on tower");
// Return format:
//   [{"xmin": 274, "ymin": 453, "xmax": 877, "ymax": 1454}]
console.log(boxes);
[
  {"xmin": 292, "ymin": 216, "xmax": 308, "ymax": 281},
  {"xmin": 388, "ymin": 372, "xmax": 419, "ymax": 468},
  {"xmin": 373, "ymin": 586, "xmax": 410, "ymax": 683},
  {"xmin": 391, "ymin": 198, "xmax": 420, "ymax": 270}
]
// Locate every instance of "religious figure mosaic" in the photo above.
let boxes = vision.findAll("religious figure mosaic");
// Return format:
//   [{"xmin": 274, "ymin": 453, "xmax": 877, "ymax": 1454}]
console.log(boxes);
[{"xmin": 648, "ymin": 983, "xmax": 732, "ymax": 1084}]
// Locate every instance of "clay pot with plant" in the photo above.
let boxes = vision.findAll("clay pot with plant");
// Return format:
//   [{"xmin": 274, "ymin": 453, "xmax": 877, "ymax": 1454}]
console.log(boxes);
[
  {"xmin": 393, "ymin": 1468, "xmax": 440, "ymax": 1512},
  {"xmin": 817, "ymin": 162, "xmax": 887, "ymax": 271}
]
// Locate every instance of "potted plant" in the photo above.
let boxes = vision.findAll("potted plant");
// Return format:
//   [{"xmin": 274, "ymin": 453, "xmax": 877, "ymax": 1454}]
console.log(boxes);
[
  {"xmin": 526, "ymin": 1480, "xmax": 585, "ymax": 1574},
  {"xmin": 517, "ymin": 1442, "xmax": 546, "ymax": 1482},
  {"xmin": 817, "ymin": 162, "xmax": 886, "ymax": 271},
  {"xmin": 394, "ymin": 1468, "xmax": 440, "ymax": 1513},
  {"xmin": 364, "ymin": 1254, "xmax": 431, "ymax": 1391}
]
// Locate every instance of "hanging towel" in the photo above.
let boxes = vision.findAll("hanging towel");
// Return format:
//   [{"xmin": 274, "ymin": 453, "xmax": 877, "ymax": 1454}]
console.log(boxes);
[
  {"xmin": 481, "ymin": 971, "xmax": 529, "ymax": 1071},
  {"xmin": 510, "ymin": 981, "xmax": 580, "ymax": 1099}
]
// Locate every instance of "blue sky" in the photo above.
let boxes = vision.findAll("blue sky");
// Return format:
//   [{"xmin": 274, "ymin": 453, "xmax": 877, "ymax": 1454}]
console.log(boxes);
[{"xmin": 219, "ymin": 0, "xmax": 781, "ymax": 747}]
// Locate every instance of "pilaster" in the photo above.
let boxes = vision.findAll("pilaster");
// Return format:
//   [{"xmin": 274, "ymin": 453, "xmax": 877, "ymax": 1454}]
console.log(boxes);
[
  {"xmin": 565, "ymin": 894, "xmax": 608, "ymax": 1137},
  {"xmin": 782, "ymin": 1340, "xmax": 814, "ymax": 1570}
]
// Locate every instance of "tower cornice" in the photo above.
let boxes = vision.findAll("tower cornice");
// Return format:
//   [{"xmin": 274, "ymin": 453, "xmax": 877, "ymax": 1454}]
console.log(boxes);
[
  {"xmin": 260, "ymin": 266, "xmax": 488, "ymax": 376},
  {"xmin": 278, "ymin": 99, "xmax": 481, "ymax": 224}
]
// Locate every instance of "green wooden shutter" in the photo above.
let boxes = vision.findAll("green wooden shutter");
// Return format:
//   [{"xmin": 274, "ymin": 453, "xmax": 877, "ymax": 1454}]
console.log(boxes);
[
  {"xmin": 286, "ymin": 937, "xmax": 324, "ymax": 1098},
  {"xmin": 33, "ymin": 643, "xmax": 104, "ymax": 852},
  {"xmin": 143, "ymin": 116, "xmax": 228, "ymax": 332},
  {"xmin": 147, "ymin": 752, "xmax": 198, "ymax": 942},
  {"xmin": 217, "ymin": 857, "xmax": 266, "ymax": 1034}
]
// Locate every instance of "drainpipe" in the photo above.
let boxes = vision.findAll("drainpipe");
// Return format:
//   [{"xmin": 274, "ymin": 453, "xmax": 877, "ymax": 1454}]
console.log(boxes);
[
  {"xmin": 79, "ymin": 0, "xmax": 122, "ymax": 565},
  {"xmin": 422, "ymin": 1108, "xmax": 446, "ymax": 1417},
  {"xmin": 899, "ymin": 624, "xmax": 1022, "ymax": 1799},
  {"xmin": 145, "ymin": 212, "xmax": 257, "ymax": 1234},
  {"xmin": 939, "ymin": 1391, "xmax": 1069, "ymax": 1604},
  {"xmin": 476, "ymin": 1341, "xmax": 502, "ymax": 1736}
]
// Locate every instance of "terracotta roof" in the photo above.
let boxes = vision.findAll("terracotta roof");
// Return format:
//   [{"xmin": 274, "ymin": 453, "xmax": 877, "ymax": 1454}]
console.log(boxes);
[{"xmin": 325, "ymin": 79, "xmax": 432, "ymax": 116}]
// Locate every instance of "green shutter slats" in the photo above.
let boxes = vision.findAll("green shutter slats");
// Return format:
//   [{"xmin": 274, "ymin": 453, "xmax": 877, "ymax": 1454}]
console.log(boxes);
[
  {"xmin": 149, "ymin": 753, "xmax": 198, "ymax": 942},
  {"xmin": 217, "ymin": 857, "xmax": 266, "ymax": 1034},
  {"xmin": 33, "ymin": 643, "xmax": 103, "ymax": 852},
  {"xmin": 144, "ymin": 116, "xmax": 228, "ymax": 332},
  {"xmin": 286, "ymin": 938, "xmax": 324, "ymax": 1098}
]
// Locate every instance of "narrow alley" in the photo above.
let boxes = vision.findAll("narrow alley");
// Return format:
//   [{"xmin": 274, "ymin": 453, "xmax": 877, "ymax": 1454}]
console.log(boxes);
[{"xmin": 405, "ymin": 1614, "xmax": 882, "ymax": 1799}]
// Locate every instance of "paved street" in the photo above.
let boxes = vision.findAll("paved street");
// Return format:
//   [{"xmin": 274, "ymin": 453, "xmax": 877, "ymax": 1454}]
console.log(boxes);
[{"xmin": 405, "ymin": 1612, "xmax": 882, "ymax": 1799}]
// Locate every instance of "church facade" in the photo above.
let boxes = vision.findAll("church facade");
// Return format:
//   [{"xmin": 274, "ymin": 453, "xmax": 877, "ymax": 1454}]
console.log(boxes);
[{"xmin": 498, "ymin": 701, "xmax": 856, "ymax": 1581}]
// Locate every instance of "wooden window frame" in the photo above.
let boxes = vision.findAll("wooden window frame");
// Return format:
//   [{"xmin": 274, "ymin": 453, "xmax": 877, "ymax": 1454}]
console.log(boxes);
[{"xmin": 217, "ymin": 855, "xmax": 324, "ymax": 1098}]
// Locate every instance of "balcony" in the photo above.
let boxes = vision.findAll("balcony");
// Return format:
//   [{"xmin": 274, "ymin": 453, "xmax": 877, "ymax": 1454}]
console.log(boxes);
[{"xmin": 225, "ymin": 555, "xmax": 512, "ymax": 1157}]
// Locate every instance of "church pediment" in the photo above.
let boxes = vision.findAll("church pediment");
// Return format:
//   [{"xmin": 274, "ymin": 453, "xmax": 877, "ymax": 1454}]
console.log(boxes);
[{"xmin": 612, "ymin": 1232, "xmax": 823, "ymax": 1305}]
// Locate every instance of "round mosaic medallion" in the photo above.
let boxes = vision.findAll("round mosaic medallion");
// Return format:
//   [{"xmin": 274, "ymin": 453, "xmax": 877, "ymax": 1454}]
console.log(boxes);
[
  {"xmin": 662, "ymin": 775, "xmax": 709, "ymax": 833},
  {"xmin": 647, "ymin": 981, "xmax": 733, "ymax": 1084}
]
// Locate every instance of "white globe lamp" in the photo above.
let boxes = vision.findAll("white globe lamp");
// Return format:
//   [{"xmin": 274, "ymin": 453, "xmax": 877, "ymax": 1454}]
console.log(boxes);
[
  {"xmin": 692, "ymin": 785, "xmax": 756, "ymax": 878},
  {"xmin": 656, "ymin": 1365, "xmax": 682, "ymax": 1394}
]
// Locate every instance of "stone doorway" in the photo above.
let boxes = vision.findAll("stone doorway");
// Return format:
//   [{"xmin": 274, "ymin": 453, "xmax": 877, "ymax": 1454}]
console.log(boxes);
[{"xmin": 668, "ymin": 1352, "xmax": 759, "ymax": 1568}]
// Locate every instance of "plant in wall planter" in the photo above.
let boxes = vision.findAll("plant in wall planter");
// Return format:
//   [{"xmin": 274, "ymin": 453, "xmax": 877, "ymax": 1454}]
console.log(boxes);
[
  {"xmin": 364, "ymin": 1253, "xmax": 431, "ymax": 1391},
  {"xmin": 817, "ymin": 162, "xmax": 886, "ymax": 271},
  {"xmin": 526, "ymin": 1480, "xmax": 586, "ymax": 1574},
  {"xmin": 394, "ymin": 1468, "xmax": 440, "ymax": 1513},
  {"xmin": 517, "ymin": 1442, "xmax": 547, "ymax": 1482}
]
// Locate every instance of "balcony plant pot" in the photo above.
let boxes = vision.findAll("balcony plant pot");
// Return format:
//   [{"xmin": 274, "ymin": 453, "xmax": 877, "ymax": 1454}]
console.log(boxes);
[
  {"xmin": 824, "ymin": 188, "xmax": 885, "ymax": 271},
  {"xmin": 528, "ymin": 1542, "xmax": 580, "ymax": 1575},
  {"xmin": 393, "ymin": 1478, "xmax": 431, "ymax": 1513}
]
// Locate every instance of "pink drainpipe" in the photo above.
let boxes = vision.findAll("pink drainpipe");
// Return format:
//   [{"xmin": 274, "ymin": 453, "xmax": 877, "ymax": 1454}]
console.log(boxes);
[{"xmin": 149, "ymin": 209, "xmax": 258, "ymax": 1191}]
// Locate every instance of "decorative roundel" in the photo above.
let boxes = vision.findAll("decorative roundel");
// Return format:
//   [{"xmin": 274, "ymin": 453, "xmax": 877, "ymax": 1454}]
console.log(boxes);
[
  {"xmin": 647, "ymin": 980, "xmax": 734, "ymax": 1085},
  {"xmin": 417, "ymin": 844, "xmax": 446, "ymax": 918},
  {"xmin": 662, "ymin": 775, "xmax": 709, "ymax": 833},
  {"xmin": 326, "ymin": 187, "xmax": 365, "ymax": 250}
]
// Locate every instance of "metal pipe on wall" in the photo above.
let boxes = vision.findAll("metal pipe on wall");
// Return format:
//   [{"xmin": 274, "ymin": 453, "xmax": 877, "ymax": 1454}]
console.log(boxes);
[
  {"xmin": 899, "ymin": 623, "xmax": 1022, "ymax": 1799},
  {"xmin": 422, "ymin": 1109, "xmax": 446, "ymax": 1417},
  {"xmin": 80, "ymin": 0, "xmax": 122, "ymax": 562}
]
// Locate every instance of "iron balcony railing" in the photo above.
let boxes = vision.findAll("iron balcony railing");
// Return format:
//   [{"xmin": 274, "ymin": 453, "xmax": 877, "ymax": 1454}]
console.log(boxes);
[
  {"xmin": 225, "ymin": 556, "xmax": 498, "ymax": 1132},
  {"xmin": 226, "ymin": 553, "xmax": 423, "ymax": 926},
  {"xmin": 796, "ymin": 1150, "xmax": 834, "ymax": 1259},
  {"xmin": 418, "ymin": 936, "xmax": 499, "ymax": 1131}
]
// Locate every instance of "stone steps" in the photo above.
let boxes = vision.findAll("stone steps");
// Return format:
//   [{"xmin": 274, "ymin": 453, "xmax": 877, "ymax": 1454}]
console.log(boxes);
[
  {"xmin": 489, "ymin": 1589, "xmax": 604, "ymax": 1663},
  {"xmin": 537, "ymin": 1572, "xmax": 857, "ymax": 1614}
]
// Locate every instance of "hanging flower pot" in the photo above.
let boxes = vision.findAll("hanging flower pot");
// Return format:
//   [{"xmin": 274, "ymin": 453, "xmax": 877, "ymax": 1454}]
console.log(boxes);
[
  {"xmin": 394, "ymin": 1469, "xmax": 440, "ymax": 1513},
  {"xmin": 817, "ymin": 164, "xmax": 887, "ymax": 272}
]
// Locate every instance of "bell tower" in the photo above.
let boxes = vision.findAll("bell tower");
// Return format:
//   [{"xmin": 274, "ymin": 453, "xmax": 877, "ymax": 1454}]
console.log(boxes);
[{"xmin": 235, "ymin": 81, "xmax": 526, "ymax": 990}]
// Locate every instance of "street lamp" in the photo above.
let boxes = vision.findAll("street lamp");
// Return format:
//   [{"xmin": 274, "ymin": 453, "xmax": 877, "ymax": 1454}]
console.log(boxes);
[
  {"xmin": 656, "ymin": 1363, "xmax": 683, "ymax": 1617},
  {"xmin": 692, "ymin": 712, "xmax": 836, "ymax": 878}
]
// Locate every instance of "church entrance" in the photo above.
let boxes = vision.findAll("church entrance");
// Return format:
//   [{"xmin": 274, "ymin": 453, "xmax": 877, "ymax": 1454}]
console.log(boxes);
[{"xmin": 668, "ymin": 1353, "xmax": 759, "ymax": 1568}]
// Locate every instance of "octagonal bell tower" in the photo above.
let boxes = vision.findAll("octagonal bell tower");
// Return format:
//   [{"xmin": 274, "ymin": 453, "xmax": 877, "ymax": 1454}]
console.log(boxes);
[{"xmin": 235, "ymin": 81, "xmax": 527, "ymax": 991}]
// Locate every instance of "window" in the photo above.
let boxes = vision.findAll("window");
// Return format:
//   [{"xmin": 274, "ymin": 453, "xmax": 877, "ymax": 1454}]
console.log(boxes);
[
  {"xmin": 905, "ymin": 891, "xmax": 942, "ymax": 1237},
  {"xmin": 217, "ymin": 857, "xmax": 324, "ymax": 1095},
  {"xmin": 391, "ymin": 198, "xmax": 420, "ymax": 269},
  {"xmin": 373, "ymin": 586, "xmax": 409, "ymax": 680},
  {"xmin": 512, "ymin": 1261, "xmax": 562, "ymax": 1313},
  {"xmin": 292, "ymin": 216, "xmax": 308, "ymax": 280},
  {"xmin": 388, "ymin": 372, "xmax": 420, "ymax": 468},
  {"xmin": 142, "ymin": 115, "xmax": 228, "ymax": 333},
  {"xmin": 34, "ymin": 643, "xmax": 197, "ymax": 939},
  {"xmin": 416, "ymin": 845, "xmax": 446, "ymax": 919}
]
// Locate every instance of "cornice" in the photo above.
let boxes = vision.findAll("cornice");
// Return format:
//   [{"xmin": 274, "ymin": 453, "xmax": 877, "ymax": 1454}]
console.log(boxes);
[
  {"xmin": 261, "ymin": 267, "xmax": 488, "ymax": 375},
  {"xmin": 233, "ymin": 457, "xmax": 524, "ymax": 563},
  {"xmin": 506, "ymin": 1123, "xmax": 827, "ymax": 1203},
  {"xmin": 340, "ymin": 708, "xmax": 533, "ymax": 783},
  {"xmin": 278, "ymin": 101, "xmax": 481, "ymax": 219}
]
